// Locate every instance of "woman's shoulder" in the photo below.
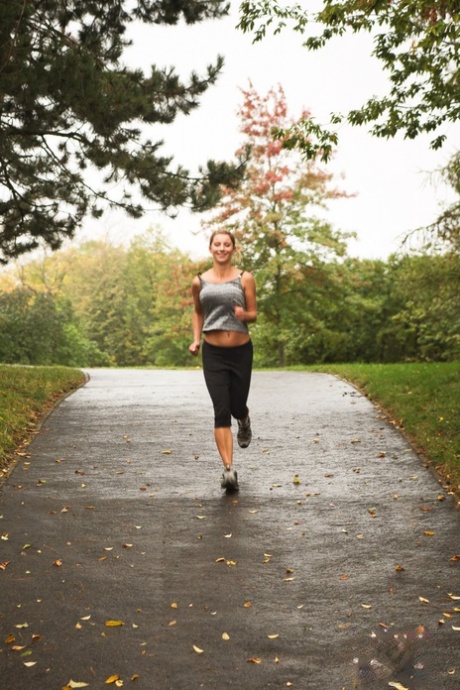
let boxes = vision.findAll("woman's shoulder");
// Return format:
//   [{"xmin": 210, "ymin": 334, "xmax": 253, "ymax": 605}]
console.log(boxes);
[{"xmin": 240, "ymin": 269, "xmax": 255, "ymax": 284}]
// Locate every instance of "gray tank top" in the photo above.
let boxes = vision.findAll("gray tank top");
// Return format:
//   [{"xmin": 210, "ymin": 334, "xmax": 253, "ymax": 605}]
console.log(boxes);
[{"xmin": 199, "ymin": 273, "xmax": 249, "ymax": 334}]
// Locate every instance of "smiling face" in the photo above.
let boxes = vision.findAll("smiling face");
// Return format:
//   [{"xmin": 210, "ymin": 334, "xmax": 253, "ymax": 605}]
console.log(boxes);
[{"xmin": 209, "ymin": 232, "xmax": 236, "ymax": 264}]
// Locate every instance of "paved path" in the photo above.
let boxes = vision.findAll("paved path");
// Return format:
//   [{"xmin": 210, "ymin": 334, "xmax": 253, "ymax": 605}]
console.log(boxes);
[{"xmin": 0, "ymin": 370, "xmax": 459, "ymax": 690}]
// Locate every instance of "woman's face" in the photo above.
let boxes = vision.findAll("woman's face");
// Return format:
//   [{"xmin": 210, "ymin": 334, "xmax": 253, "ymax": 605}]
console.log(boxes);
[{"xmin": 209, "ymin": 233, "xmax": 235, "ymax": 263}]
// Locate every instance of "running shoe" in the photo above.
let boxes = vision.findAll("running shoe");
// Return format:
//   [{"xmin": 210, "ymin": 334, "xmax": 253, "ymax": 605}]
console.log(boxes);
[
  {"xmin": 221, "ymin": 464, "xmax": 239, "ymax": 492},
  {"xmin": 237, "ymin": 416, "xmax": 252, "ymax": 448}
]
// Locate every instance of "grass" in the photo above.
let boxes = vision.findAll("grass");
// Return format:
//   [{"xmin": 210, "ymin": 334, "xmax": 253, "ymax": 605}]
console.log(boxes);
[
  {"xmin": 0, "ymin": 365, "xmax": 86, "ymax": 478},
  {"xmin": 302, "ymin": 362, "xmax": 460, "ymax": 497}
]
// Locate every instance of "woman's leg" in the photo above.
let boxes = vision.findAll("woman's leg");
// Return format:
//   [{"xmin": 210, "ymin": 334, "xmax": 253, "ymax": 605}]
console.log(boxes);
[
  {"xmin": 202, "ymin": 342, "xmax": 234, "ymax": 467},
  {"xmin": 229, "ymin": 341, "xmax": 253, "ymax": 421},
  {"xmin": 214, "ymin": 426, "xmax": 233, "ymax": 468}
]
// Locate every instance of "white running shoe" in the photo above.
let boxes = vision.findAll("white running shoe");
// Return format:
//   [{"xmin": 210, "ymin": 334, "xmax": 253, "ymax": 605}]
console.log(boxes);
[{"xmin": 221, "ymin": 464, "xmax": 239, "ymax": 492}]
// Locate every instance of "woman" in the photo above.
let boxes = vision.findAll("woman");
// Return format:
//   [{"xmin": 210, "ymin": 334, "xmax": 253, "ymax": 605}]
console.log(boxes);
[{"xmin": 189, "ymin": 230, "xmax": 257, "ymax": 492}]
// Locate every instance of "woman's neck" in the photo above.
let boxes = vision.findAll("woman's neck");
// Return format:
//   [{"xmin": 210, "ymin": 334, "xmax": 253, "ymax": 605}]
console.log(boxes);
[{"xmin": 211, "ymin": 264, "xmax": 237, "ymax": 281}]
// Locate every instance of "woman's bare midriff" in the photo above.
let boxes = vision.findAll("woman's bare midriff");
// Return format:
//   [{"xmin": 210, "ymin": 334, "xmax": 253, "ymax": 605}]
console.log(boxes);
[{"xmin": 204, "ymin": 330, "xmax": 251, "ymax": 348}]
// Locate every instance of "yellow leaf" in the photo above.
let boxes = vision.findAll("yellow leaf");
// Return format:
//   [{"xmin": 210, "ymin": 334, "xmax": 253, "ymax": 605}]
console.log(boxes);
[
  {"xmin": 193, "ymin": 645, "xmax": 204, "ymax": 654},
  {"xmin": 161, "ymin": 450, "xmax": 172, "ymax": 455},
  {"xmin": 361, "ymin": 604, "xmax": 372, "ymax": 609},
  {"xmin": 267, "ymin": 634, "xmax": 279, "ymax": 639},
  {"xmin": 246, "ymin": 657, "xmax": 262, "ymax": 664},
  {"xmin": 131, "ymin": 675, "xmax": 140, "ymax": 681},
  {"xmin": 448, "ymin": 593, "xmax": 460, "ymax": 600},
  {"xmin": 222, "ymin": 632, "xmax": 230, "ymax": 640},
  {"xmin": 419, "ymin": 597, "xmax": 430, "ymax": 604},
  {"xmin": 215, "ymin": 557, "xmax": 226, "ymax": 563},
  {"xmin": 423, "ymin": 531, "xmax": 435, "ymax": 537},
  {"xmin": 394, "ymin": 565, "xmax": 405, "ymax": 572},
  {"xmin": 243, "ymin": 601, "xmax": 252, "ymax": 608},
  {"xmin": 105, "ymin": 675, "xmax": 121, "ymax": 684},
  {"xmin": 170, "ymin": 602, "xmax": 178, "ymax": 609},
  {"xmin": 292, "ymin": 475, "xmax": 301, "ymax": 485},
  {"xmin": 23, "ymin": 662, "xmax": 37, "ymax": 667},
  {"xmin": 105, "ymin": 620, "xmax": 124, "ymax": 627},
  {"xmin": 388, "ymin": 683, "xmax": 409, "ymax": 690},
  {"xmin": 66, "ymin": 682, "xmax": 90, "ymax": 689}
]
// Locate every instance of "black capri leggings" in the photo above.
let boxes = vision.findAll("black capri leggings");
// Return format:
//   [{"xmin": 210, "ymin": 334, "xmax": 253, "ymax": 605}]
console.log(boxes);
[{"xmin": 202, "ymin": 340, "xmax": 253, "ymax": 428}]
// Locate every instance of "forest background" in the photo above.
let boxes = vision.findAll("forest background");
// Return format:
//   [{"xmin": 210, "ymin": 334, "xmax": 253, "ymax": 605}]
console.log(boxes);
[
  {"xmin": 1, "ymin": 2, "xmax": 459, "ymax": 371},
  {"xmin": 1, "ymin": 81, "xmax": 459, "ymax": 370}
]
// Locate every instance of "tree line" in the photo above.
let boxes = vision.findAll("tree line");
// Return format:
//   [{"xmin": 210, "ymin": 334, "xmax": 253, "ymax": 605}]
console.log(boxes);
[{"xmin": 0, "ymin": 227, "xmax": 458, "ymax": 368}]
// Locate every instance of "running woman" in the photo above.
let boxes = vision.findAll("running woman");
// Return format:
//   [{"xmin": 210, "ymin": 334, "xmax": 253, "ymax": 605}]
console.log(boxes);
[{"xmin": 189, "ymin": 230, "xmax": 257, "ymax": 491}]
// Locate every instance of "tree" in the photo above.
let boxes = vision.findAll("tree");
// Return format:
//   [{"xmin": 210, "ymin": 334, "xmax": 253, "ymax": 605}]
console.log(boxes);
[
  {"xmin": 0, "ymin": 0, "xmax": 244, "ymax": 263},
  {"xmin": 238, "ymin": 1, "xmax": 460, "ymax": 159},
  {"xmin": 203, "ymin": 84, "xmax": 353, "ymax": 366}
]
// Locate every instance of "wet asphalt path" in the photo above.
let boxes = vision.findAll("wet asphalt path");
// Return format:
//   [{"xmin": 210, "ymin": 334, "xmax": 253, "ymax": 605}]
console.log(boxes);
[{"xmin": 0, "ymin": 369, "xmax": 459, "ymax": 690}]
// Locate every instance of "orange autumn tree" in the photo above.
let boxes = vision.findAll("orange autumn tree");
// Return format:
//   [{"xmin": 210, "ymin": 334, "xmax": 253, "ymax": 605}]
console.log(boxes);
[{"xmin": 203, "ymin": 84, "xmax": 354, "ymax": 366}]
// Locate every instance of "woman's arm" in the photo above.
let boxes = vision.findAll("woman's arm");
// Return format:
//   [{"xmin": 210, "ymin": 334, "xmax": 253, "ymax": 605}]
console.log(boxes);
[
  {"xmin": 235, "ymin": 272, "xmax": 257, "ymax": 324},
  {"xmin": 189, "ymin": 277, "xmax": 204, "ymax": 356}
]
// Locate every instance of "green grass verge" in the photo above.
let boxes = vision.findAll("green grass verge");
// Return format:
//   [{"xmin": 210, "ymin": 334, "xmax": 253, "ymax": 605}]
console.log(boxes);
[
  {"xmin": 300, "ymin": 362, "xmax": 460, "ymax": 495},
  {"xmin": 0, "ymin": 365, "xmax": 86, "ymax": 477}
]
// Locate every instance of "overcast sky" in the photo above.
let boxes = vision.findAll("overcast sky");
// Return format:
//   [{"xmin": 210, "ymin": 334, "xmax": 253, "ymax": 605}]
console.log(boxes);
[{"xmin": 79, "ymin": 1, "xmax": 459, "ymax": 261}]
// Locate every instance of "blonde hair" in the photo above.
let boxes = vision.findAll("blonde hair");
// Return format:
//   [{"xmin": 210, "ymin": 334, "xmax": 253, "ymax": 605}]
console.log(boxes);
[{"xmin": 208, "ymin": 229, "xmax": 236, "ymax": 249}]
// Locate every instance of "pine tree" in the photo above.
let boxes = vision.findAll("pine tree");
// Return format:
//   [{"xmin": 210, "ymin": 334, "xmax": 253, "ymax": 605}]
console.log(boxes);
[{"xmin": 0, "ymin": 0, "xmax": 242, "ymax": 263}]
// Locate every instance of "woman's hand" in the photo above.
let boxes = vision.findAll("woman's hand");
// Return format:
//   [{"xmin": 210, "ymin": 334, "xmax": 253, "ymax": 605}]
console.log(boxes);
[
  {"xmin": 189, "ymin": 341, "xmax": 201, "ymax": 356},
  {"xmin": 234, "ymin": 306, "xmax": 246, "ymax": 322}
]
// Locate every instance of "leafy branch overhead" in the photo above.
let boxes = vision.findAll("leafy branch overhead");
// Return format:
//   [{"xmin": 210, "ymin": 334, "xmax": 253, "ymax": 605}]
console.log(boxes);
[
  {"xmin": 0, "ymin": 0, "xmax": 242, "ymax": 262},
  {"xmin": 238, "ymin": 1, "xmax": 460, "ymax": 158}
]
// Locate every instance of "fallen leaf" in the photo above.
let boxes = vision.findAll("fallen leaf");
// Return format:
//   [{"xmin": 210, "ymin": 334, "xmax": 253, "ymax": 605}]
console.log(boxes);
[
  {"xmin": 246, "ymin": 657, "xmax": 262, "ymax": 663},
  {"xmin": 131, "ymin": 675, "xmax": 140, "ymax": 681},
  {"xmin": 394, "ymin": 565, "xmax": 405, "ymax": 572},
  {"xmin": 23, "ymin": 661, "xmax": 37, "ymax": 667},
  {"xmin": 196, "ymin": 516, "xmax": 206, "ymax": 520},
  {"xmin": 448, "ymin": 593, "xmax": 460, "ymax": 600},
  {"xmin": 11, "ymin": 645, "xmax": 26, "ymax": 651},
  {"xmin": 0, "ymin": 561, "xmax": 11, "ymax": 570},
  {"xmin": 267, "ymin": 634, "xmax": 279, "ymax": 639},
  {"xmin": 170, "ymin": 602, "xmax": 178, "ymax": 609},
  {"xmin": 292, "ymin": 475, "xmax": 301, "ymax": 484},
  {"xmin": 450, "ymin": 555, "xmax": 460, "ymax": 562},
  {"xmin": 122, "ymin": 543, "xmax": 133, "ymax": 548},
  {"xmin": 66, "ymin": 682, "xmax": 90, "ymax": 689},
  {"xmin": 222, "ymin": 632, "xmax": 230, "ymax": 640},
  {"xmin": 243, "ymin": 601, "xmax": 252, "ymax": 608},
  {"xmin": 5, "ymin": 634, "xmax": 15, "ymax": 644},
  {"xmin": 452, "ymin": 626, "xmax": 460, "ymax": 631},
  {"xmin": 52, "ymin": 559, "xmax": 63, "ymax": 567},
  {"xmin": 105, "ymin": 620, "xmax": 124, "ymax": 627},
  {"xmin": 14, "ymin": 623, "xmax": 29, "ymax": 629},
  {"xmin": 192, "ymin": 645, "xmax": 204, "ymax": 654},
  {"xmin": 105, "ymin": 675, "xmax": 121, "ymax": 684},
  {"xmin": 388, "ymin": 683, "xmax": 409, "ymax": 690},
  {"xmin": 419, "ymin": 597, "xmax": 430, "ymax": 604},
  {"xmin": 423, "ymin": 531, "xmax": 435, "ymax": 537},
  {"xmin": 361, "ymin": 604, "xmax": 372, "ymax": 609},
  {"xmin": 161, "ymin": 450, "xmax": 172, "ymax": 455},
  {"xmin": 248, "ymin": 509, "xmax": 258, "ymax": 514},
  {"xmin": 367, "ymin": 507, "xmax": 378, "ymax": 518}
]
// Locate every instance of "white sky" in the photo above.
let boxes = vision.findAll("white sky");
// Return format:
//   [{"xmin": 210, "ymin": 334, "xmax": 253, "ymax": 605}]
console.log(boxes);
[{"xmin": 79, "ymin": 2, "xmax": 459, "ymax": 261}]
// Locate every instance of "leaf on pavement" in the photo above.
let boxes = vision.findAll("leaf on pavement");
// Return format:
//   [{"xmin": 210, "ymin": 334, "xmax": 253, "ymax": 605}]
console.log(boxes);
[
  {"xmin": 193, "ymin": 645, "xmax": 204, "ymax": 654},
  {"xmin": 105, "ymin": 675, "xmax": 121, "ymax": 684},
  {"xmin": 105, "ymin": 620, "xmax": 124, "ymax": 627},
  {"xmin": 222, "ymin": 632, "xmax": 230, "ymax": 640},
  {"xmin": 246, "ymin": 657, "xmax": 262, "ymax": 663}
]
